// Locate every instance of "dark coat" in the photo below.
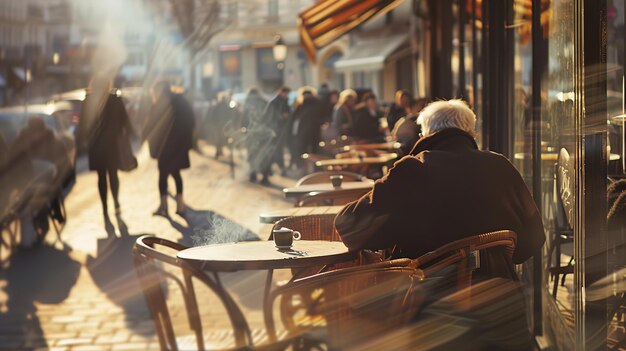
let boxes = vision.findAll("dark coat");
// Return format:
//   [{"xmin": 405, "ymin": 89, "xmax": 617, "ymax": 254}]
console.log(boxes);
[
  {"xmin": 352, "ymin": 106, "xmax": 384, "ymax": 142},
  {"xmin": 293, "ymin": 96, "xmax": 324, "ymax": 143},
  {"xmin": 386, "ymin": 103, "xmax": 407, "ymax": 131},
  {"xmin": 330, "ymin": 104, "xmax": 353, "ymax": 138},
  {"xmin": 335, "ymin": 128, "xmax": 545, "ymax": 266},
  {"xmin": 263, "ymin": 95, "xmax": 290, "ymax": 134},
  {"xmin": 79, "ymin": 93, "xmax": 133, "ymax": 171},
  {"xmin": 145, "ymin": 93, "xmax": 195, "ymax": 173}
]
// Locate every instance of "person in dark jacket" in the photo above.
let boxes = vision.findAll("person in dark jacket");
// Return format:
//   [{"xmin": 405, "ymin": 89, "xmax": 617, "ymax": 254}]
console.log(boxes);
[
  {"xmin": 145, "ymin": 82, "xmax": 195, "ymax": 217},
  {"xmin": 352, "ymin": 93, "xmax": 385, "ymax": 142},
  {"xmin": 385, "ymin": 89, "xmax": 411, "ymax": 131},
  {"xmin": 211, "ymin": 91, "xmax": 237, "ymax": 159},
  {"xmin": 291, "ymin": 89, "xmax": 325, "ymax": 169},
  {"xmin": 78, "ymin": 75, "xmax": 134, "ymax": 221},
  {"xmin": 329, "ymin": 89, "xmax": 357, "ymax": 139},
  {"xmin": 391, "ymin": 97, "xmax": 428, "ymax": 154},
  {"xmin": 335, "ymin": 99, "xmax": 545, "ymax": 266},
  {"xmin": 259, "ymin": 86, "xmax": 291, "ymax": 184},
  {"xmin": 242, "ymin": 88, "xmax": 269, "ymax": 182}
]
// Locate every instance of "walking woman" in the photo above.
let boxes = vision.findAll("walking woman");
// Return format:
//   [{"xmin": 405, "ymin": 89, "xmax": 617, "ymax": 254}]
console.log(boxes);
[
  {"xmin": 78, "ymin": 75, "xmax": 135, "ymax": 222},
  {"xmin": 145, "ymin": 82, "xmax": 195, "ymax": 217}
]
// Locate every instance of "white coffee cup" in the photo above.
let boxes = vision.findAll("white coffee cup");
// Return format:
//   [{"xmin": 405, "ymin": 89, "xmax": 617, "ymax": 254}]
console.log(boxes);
[{"xmin": 273, "ymin": 227, "xmax": 302, "ymax": 248}]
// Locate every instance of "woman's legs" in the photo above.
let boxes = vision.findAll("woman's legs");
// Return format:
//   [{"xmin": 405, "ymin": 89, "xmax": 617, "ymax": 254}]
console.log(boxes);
[
  {"xmin": 171, "ymin": 170, "xmax": 186, "ymax": 215},
  {"xmin": 154, "ymin": 170, "xmax": 169, "ymax": 216},
  {"xmin": 107, "ymin": 168, "xmax": 120, "ymax": 212},
  {"xmin": 158, "ymin": 170, "xmax": 168, "ymax": 196},
  {"xmin": 171, "ymin": 171, "xmax": 183, "ymax": 195},
  {"xmin": 97, "ymin": 169, "xmax": 108, "ymax": 214}
]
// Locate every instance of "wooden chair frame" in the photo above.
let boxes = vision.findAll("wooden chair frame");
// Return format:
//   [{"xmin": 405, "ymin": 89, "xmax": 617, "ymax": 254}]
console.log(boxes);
[
  {"xmin": 264, "ymin": 264, "xmax": 423, "ymax": 349},
  {"xmin": 133, "ymin": 235, "xmax": 256, "ymax": 350},
  {"xmin": 411, "ymin": 230, "xmax": 518, "ymax": 291}
]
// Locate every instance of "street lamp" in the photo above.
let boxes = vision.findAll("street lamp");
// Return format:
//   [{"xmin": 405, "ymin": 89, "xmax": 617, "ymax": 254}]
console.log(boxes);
[{"xmin": 273, "ymin": 34, "xmax": 287, "ymax": 63}]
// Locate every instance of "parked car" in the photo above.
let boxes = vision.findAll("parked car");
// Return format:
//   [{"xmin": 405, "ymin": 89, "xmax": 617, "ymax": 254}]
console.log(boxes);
[{"xmin": 0, "ymin": 104, "xmax": 77, "ymax": 188}]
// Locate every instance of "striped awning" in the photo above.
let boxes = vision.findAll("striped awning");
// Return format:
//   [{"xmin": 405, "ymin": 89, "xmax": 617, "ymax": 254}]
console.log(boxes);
[{"xmin": 298, "ymin": 0, "xmax": 405, "ymax": 63}]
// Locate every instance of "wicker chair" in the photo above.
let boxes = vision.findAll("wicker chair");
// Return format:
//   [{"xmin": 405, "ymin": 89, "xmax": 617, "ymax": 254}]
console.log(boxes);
[
  {"xmin": 269, "ymin": 214, "xmax": 340, "ymax": 242},
  {"xmin": 295, "ymin": 171, "xmax": 367, "ymax": 187},
  {"xmin": 297, "ymin": 187, "xmax": 370, "ymax": 207},
  {"xmin": 411, "ymin": 230, "xmax": 518, "ymax": 291},
  {"xmin": 133, "ymin": 235, "xmax": 291, "ymax": 351},
  {"xmin": 264, "ymin": 264, "xmax": 424, "ymax": 350}
]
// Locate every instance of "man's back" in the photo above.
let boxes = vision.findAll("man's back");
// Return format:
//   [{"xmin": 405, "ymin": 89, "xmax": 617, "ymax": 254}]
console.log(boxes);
[{"xmin": 335, "ymin": 128, "xmax": 545, "ymax": 264}]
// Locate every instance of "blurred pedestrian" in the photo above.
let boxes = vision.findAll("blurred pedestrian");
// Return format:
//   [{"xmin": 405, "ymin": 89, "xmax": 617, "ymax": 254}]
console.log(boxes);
[
  {"xmin": 352, "ymin": 93, "xmax": 385, "ymax": 142},
  {"xmin": 211, "ymin": 91, "xmax": 237, "ymax": 159},
  {"xmin": 386, "ymin": 89, "xmax": 412, "ymax": 130},
  {"xmin": 144, "ymin": 82, "xmax": 196, "ymax": 217},
  {"xmin": 78, "ymin": 75, "xmax": 136, "ymax": 222},
  {"xmin": 260, "ymin": 86, "xmax": 291, "ymax": 183},
  {"xmin": 241, "ymin": 88, "xmax": 269, "ymax": 182},
  {"xmin": 329, "ymin": 89, "xmax": 357, "ymax": 139},
  {"xmin": 291, "ymin": 87, "xmax": 324, "ymax": 169}
]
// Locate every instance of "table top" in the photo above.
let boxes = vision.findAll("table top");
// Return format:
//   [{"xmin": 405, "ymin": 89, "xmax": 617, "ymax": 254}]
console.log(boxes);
[
  {"xmin": 514, "ymin": 152, "xmax": 620, "ymax": 161},
  {"xmin": 315, "ymin": 153, "xmax": 398, "ymax": 167},
  {"xmin": 177, "ymin": 240, "xmax": 357, "ymax": 271},
  {"xmin": 342, "ymin": 142, "xmax": 402, "ymax": 152},
  {"xmin": 259, "ymin": 205, "xmax": 345, "ymax": 224},
  {"xmin": 283, "ymin": 181, "xmax": 374, "ymax": 198}
]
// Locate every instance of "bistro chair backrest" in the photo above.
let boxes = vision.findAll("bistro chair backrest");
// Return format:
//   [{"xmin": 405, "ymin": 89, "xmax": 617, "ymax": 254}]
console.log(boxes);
[
  {"xmin": 411, "ymin": 230, "xmax": 518, "ymax": 291},
  {"xmin": 265, "ymin": 265, "xmax": 424, "ymax": 349},
  {"xmin": 132, "ymin": 235, "xmax": 252, "ymax": 351},
  {"xmin": 295, "ymin": 171, "xmax": 366, "ymax": 187},
  {"xmin": 269, "ymin": 214, "xmax": 339, "ymax": 242}
]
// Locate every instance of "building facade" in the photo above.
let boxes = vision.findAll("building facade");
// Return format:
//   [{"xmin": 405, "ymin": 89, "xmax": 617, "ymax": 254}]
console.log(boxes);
[{"xmin": 205, "ymin": 0, "xmax": 316, "ymax": 97}]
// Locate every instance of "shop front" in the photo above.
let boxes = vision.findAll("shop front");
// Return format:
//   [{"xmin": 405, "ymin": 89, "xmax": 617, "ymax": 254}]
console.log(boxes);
[{"xmin": 414, "ymin": 0, "xmax": 625, "ymax": 349}]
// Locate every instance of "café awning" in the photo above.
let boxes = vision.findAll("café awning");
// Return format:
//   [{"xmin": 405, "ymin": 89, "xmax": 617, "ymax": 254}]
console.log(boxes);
[
  {"xmin": 334, "ymin": 34, "xmax": 408, "ymax": 72},
  {"xmin": 298, "ymin": 0, "xmax": 405, "ymax": 63}
]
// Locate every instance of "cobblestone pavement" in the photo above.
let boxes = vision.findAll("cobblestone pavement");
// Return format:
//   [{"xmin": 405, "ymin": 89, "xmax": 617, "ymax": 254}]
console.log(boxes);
[{"xmin": 0, "ymin": 142, "xmax": 297, "ymax": 350}]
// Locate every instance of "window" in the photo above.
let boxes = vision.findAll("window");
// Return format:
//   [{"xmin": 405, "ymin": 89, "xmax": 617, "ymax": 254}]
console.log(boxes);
[{"xmin": 268, "ymin": 0, "xmax": 278, "ymax": 22}]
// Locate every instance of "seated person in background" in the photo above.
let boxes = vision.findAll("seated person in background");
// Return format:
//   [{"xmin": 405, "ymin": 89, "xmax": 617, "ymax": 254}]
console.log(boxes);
[
  {"xmin": 392, "ymin": 97, "xmax": 429, "ymax": 154},
  {"xmin": 335, "ymin": 99, "xmax": 545, "ymax": 273},
  {"xmin": 352, "ymin": 93, "xmax": 385, "ymax": 142},
  {"xmin": 385, "ymin": 89, "xmax": 411, "ymax": 131}
]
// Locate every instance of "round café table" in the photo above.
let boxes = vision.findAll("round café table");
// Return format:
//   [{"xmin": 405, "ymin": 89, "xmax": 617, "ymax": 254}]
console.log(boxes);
[
  {"xmin": 177, "ymin": 240, "xmax": 358, "ymax": 337},
  {"xmin": 177, "ymin": 240, "xmax": 356, "ymax": 271}
]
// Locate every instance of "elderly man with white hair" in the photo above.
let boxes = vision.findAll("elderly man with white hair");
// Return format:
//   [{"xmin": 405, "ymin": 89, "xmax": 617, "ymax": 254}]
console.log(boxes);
[{"xmin": 335, "ymin": 99, "xmax": 545, "ymax": 268}]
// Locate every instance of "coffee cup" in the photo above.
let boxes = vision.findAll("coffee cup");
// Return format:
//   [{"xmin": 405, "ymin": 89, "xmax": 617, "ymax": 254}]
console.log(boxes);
[
  {"xmin": 330, "ymin": 175, "xmax": 344, "ymax": 188},
  {"xmin": 273, "ymin": 227, "xmax": 302, "ymax": 248}
]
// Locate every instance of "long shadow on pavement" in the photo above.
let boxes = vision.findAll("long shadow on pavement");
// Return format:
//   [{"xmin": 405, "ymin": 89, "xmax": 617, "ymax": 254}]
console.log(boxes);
[
  {"xmin": 86, "ymin": 216, "xmax": 154, "ymax": 337},
  {"xmin": 0, "ymin": 244, "xmax": 81, "ymax": 349},
  {"xmin": 168, "ymin": 207, "xmax": 268, "ymax": 310},
  {"xmin": 168, "ymin": 206, "xmax": 258, "ymax": 247}
]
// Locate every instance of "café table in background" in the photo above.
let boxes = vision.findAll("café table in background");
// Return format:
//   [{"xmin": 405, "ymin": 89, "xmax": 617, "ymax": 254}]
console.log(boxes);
[
  {"xmin": 341, "ymin": 141, "xmax": 403, "ymax": 153},
  {"xmin": 259, "ymin": 205, "xmax": 345, "ymax": 224},
  {"xmin": 315, "ymin": 153, "xmax": 398, "ymax": 170},
  {"xmin": 282, "ymin": 181, "xmax": 374, "ymax": 199}
]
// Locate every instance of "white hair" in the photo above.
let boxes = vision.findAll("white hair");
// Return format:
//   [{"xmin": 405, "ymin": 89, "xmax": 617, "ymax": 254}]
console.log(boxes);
[{"xmin": 417, "ymin": 99, "xmax": 476, "ymax": 136}]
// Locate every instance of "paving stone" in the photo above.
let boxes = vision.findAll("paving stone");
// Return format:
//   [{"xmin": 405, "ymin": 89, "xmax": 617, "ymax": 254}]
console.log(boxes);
[
  {"xmin": 56, "ymin": 338, "xmax": 93, "ymax": 346},
  {"xmin": 0, "ymin": 143, "xmax": 294, "ymax": 349}
]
